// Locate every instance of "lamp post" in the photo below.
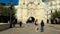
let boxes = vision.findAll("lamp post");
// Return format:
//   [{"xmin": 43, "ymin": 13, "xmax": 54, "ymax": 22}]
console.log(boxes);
[
  {"xmin": 10, "ymin": 0, "xmax": 13, "ymax": 28},
  {"xmin": 46, "ymin": 2, "xmax": 49, "ymax": 23}
]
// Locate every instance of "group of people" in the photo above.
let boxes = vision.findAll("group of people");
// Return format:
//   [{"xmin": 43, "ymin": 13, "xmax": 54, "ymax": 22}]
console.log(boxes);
[
  {"xmin": 11, "ymin": 18, "xmax": 45, "ymax": 32},
  {"xmin": 34, "ymin": 19, "xmax": 44, "ymax": 32},
  {"xmin": 12, "ymin": 20, "xmax": 22, "ymax": 27},
  {"xmin": 19, "ymin": 19, "xmax": 45, "ymax": 32}
]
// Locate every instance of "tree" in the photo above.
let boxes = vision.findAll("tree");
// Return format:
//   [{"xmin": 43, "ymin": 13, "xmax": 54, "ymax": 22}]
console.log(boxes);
[
  {"xmin": 51, "ymin": 10, "xmax": 60, "ymax": 19},
  {"xmin": 0, "ymin": 3, "xmax": 16, "ymax": 23},
  {"xmin": 50, "ymin": 10, "xmax": 60, "ymax": 24},
  {"xmin": 0, "ymin": 3, "xmax": 16, "ymax": 16}
]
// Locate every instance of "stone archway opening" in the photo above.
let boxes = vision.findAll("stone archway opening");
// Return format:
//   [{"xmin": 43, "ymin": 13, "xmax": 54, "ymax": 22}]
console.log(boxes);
[{"xmin": 26, "ymin": 16, "xmax": 35, "ymax": 23}]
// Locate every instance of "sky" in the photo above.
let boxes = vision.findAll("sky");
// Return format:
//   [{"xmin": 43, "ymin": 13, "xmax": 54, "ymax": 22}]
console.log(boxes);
[
  {"xmin": 0, "ymin": 0, "xmax": 19, "ymax": 5},
  {"xmin": 0, "ymin": 0, "xmax": 44, "ymax": 5},
  {"xmin": 42, "ymin": 0, "xmax": 44, "ymax": 2}
]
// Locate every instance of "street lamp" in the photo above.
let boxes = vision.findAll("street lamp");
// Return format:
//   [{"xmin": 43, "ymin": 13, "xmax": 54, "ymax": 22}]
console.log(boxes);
[
  {"xmin": 9, "ymin": 0, "xmax": 13, "ymax": 28},
  {"xmin": 46, "ymin": 2, "xmax": 49, "ymax": 23}
]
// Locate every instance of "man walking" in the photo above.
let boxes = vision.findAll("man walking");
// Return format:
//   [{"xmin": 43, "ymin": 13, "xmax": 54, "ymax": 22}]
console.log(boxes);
[
  {"xmin": 40, "ymin": 20, "xmax": 44, "ymax": 32},
  {"xmin": 19, "ymin": 21, "xmax": 22, "ymax": 27}
]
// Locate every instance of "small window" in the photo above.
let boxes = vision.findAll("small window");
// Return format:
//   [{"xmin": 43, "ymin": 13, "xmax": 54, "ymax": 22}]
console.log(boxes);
[
  {"xmin": 38, "ymin": 3, "xmax": 40, "ymax": 5},
  {"xmin": 51, "ymin": 10, "xmax": 52, "ymax": 13},
  {"xmin": 23, "ymin": 3, "xmax": 25, "ymax": 5}
]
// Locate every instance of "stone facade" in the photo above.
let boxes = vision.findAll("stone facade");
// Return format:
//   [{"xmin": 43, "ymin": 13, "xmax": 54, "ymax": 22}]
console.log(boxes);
[
  {"xmin": 45, "ymin": 0, "xmax": 60, "ymax": 20},
  {"xmin": 15, "ymin": 0, "xmax": 47, "ymax": 24}
]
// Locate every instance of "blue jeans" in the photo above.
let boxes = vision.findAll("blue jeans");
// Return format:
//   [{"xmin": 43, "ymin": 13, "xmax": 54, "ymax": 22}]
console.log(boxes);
[{"xmin": 41, "ymin": 26, "xmax": 44, "ymax": 32}]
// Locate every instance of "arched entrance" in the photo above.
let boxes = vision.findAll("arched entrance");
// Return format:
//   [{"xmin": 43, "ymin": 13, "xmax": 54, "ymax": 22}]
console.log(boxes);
[
  {"xmin": 26, "ymin": 17, "xmax": 35, "ymax": 23},
  {"xmin": 15, "ymin": 0, "xmax": 47, "ymax": 24}
]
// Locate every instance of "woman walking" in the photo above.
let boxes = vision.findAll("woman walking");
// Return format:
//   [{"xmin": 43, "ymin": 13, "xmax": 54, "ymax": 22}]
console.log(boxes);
[
  {"xmin": 34, "ymin": 19, "xmax": 39, "ymax": 32},
  {"xmin": 40, "ymin": 20, "xmax": 44, "ymax": 32}
]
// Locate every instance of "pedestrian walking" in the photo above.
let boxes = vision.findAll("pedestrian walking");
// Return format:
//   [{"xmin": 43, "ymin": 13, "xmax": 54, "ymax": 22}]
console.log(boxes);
[
  {"xmin": 12, "ymin": 19, "xmax": 17, "ymax": 27},
  {"xmin": 40, "ymin": 20, "xmax": 44, "ymax": 32},
  {"xmin": 12, "ymin": 19, "xmax": 15, "ymax": 27},
  {"xmin": 50, "ymin": 19, "xmax": 53, "ymax": 24},
  {"xmin": 35, "ymin": 19, "xmax": 38, "ymax": 26},
  {"xmin": 47, "ymin": 19, "xmax": 49, "ymax": 24},
  {"xmin": 34, "ymin": 19, "xmax": 39, "ymax": 32},
  {"xmin": 19, "ymin": 21, "xmax": 22, "ymax": 27}
]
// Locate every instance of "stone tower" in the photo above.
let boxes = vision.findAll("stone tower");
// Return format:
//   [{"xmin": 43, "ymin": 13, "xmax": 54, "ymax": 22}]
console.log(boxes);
[{"xmin": 15, "ymin": 0, "xmax": 47, "ymax": 24}]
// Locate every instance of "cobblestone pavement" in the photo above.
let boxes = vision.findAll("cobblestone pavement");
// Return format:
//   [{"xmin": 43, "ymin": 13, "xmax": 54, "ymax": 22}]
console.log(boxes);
[{"xmin": 0, "ymin": 23, "xmax": 60, "ymax": 34}]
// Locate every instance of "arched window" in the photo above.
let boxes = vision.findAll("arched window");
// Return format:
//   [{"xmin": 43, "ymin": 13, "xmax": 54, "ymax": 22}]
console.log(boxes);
[{"xmin": 51, "ymin": 10, "xmax": 52, "ymax": 13}]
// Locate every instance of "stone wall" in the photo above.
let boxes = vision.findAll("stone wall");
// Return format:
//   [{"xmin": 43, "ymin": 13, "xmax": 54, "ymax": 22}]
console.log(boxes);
[
  {"xmin": 0, "ymin": 23, "xmax": 10, "ymax": 31},
  {"xmin": 15, "ymin": 0, "xmax": 47, "ymax": 24}
]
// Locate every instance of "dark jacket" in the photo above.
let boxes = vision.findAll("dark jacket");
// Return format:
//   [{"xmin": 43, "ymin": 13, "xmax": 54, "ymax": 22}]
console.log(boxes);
[{"xmin": 41, "ymin": 20, "xmax": 44, "ymax": 26}]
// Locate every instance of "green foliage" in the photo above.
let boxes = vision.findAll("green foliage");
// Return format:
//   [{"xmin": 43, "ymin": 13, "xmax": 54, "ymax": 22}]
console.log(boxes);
[
  {"xmin": 1, "ymin": 7, "xmax": 10, "ymax": 16},
  {"xmin": 0, "ymin": 3, "xmax": 16, "ymax": 16},
  {"xmin": 51, "ymin": 10, "xmax": 60, "ymax": 19}
]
